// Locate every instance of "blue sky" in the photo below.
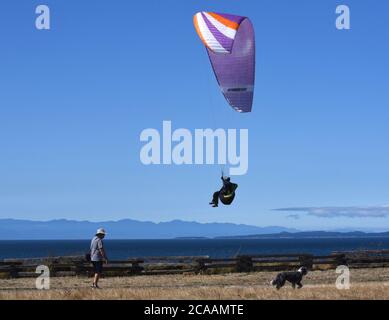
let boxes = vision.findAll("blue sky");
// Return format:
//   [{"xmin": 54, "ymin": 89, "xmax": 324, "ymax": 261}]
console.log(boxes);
[{"xmin": 0, "ymin": 0, "xmax": 389, "ymax": 230}]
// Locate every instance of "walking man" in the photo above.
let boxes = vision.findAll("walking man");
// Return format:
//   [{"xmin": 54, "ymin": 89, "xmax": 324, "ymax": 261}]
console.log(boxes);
[{"xmin": 90, "ymin": 228, "xmax": 108, "ymax": 289}]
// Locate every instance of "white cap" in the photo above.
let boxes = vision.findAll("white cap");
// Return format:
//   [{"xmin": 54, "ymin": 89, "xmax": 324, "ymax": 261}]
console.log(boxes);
[{"xmin": 96, "ymin": 228, "xmax": 107, "ymax": 235}]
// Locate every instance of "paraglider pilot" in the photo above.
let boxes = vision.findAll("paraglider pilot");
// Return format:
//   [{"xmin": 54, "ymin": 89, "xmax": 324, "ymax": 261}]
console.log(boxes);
[{"xmin": 209, "ymin": 176, "xmax": 238, "ymax": 207}]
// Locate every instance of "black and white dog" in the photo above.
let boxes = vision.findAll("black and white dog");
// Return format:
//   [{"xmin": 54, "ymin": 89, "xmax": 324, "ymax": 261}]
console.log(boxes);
[{"xmin": 270, "ymin": 267, "xmax": 308, "ymax": 290}]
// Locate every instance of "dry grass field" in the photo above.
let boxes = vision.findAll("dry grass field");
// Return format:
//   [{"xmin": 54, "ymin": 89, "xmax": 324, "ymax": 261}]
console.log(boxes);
[{"xmin": 1, "ymin": 268, "xmax": 389, "ymax": 300}]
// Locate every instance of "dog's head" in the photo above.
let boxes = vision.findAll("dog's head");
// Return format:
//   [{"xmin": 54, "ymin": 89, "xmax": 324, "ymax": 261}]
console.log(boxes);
[{"xmin": 298, "ymin": 266, "xmax": 308, "ymax": 276}]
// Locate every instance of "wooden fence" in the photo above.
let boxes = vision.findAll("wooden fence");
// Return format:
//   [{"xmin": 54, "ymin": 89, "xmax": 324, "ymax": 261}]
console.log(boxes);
[{"xmin": 1, "ymin": 250, "xmax": 389, "ymax": 279}]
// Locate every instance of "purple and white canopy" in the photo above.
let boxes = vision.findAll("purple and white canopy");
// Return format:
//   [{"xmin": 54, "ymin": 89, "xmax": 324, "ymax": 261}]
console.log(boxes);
[{"xmin": 194, "ymin": 12, "xmax": 255, "ymax": 113}]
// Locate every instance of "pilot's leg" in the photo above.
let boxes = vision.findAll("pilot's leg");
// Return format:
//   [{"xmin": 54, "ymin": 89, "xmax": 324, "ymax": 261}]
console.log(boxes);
[{"xmin": 210, "ymin": 192, "xmax": 219, "ymax": 207}]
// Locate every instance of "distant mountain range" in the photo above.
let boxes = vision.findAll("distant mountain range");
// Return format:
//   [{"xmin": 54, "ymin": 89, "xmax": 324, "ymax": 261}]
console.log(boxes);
[
  {"xmin": 0, "ymin": 219, "xmax": 298, "ymax": 240},
  {"xmin": 216, "ymin": 231, "xmax": 389, "ymax": 239},
  {"xmin": 1, "ymin": 219, "xmax": 388, "ymax": 240}
]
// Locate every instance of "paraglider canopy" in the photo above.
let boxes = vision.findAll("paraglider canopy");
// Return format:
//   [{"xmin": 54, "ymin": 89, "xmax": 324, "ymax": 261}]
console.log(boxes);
[{"xmin": 194, "ymin": 12, "xmax": 255, "ymax": 113}]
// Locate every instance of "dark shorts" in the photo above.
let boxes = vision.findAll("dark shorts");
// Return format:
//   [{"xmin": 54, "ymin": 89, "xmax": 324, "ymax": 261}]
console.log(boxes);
[{"xmin": 92, "ymin": 261, "xmax": 103, "ymax": 274}]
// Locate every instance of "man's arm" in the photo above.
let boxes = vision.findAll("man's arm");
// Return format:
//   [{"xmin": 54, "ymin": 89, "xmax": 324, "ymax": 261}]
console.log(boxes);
[
  {"xmin": 98, "ymin": 240, "xmax": 108, "ymax": 263},
  {"xmin": 99, "ymin": 248, "xmax": 108, "ymax": 263}
]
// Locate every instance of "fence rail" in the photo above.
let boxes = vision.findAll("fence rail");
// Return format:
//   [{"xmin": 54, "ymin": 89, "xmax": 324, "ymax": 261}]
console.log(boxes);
[{"xmin": 1, "ymin": 250, "xmax": 389, "ymax": 279}]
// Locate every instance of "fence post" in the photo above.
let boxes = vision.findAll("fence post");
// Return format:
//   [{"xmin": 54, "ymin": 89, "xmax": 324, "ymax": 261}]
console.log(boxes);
[
  {"xmin": 130, "ymin": 261, "xmax": 144, "ymax": 275},
  {"xmin": 299, "ymin": 255, "xmax": 313, "ymax": 270},
  {"xmin": 336, "ymin": 254, "xmax": 348, "ymax": 266},
  {"xmin": 74, "ymin": 262, "xmax": 83, "ymax": 276},
  {"xmin": 9, "ymin": 264, "xmax": 19, "ymax": 278},
  {"xmin": 236, "ymin": 256, "xmax": 253, "ymax": 273},
  {"xmin": 194, "ymin": 259, "xmax": 204, "ymax": 274}
]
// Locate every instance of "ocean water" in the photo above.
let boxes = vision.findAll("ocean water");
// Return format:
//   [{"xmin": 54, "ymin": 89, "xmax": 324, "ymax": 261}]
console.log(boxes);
[{"xmin": 1, "ymin": 238, "xmax": 389, "ymax": 260}]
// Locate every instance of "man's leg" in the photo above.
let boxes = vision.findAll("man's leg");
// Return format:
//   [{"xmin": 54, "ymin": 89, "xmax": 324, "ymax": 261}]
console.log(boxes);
[
  {"xmin": 211, "ymin": 192, "xmax": 219, "ymax": 206},
  {"xmin": 92, "ymin": 262, "xmax": 102, "ymax": 288},
  {"xmin": 93, "ymin": 273, "xmax": 100, "ymax": 287}
]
